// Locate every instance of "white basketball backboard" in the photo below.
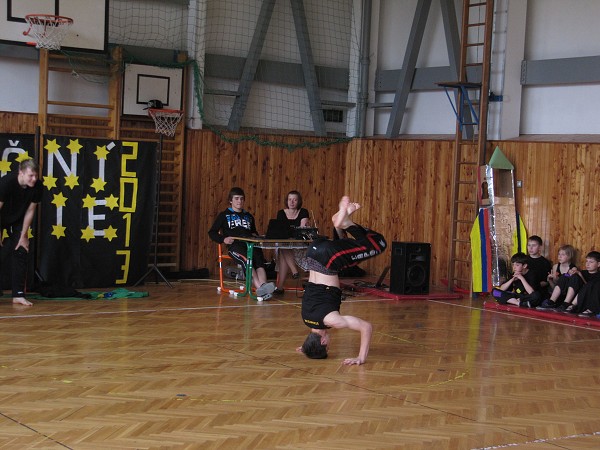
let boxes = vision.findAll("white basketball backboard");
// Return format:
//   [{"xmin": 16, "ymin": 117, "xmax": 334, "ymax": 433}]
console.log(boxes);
[
  {"xmin": 0, "ymin": 0, "xmax": 108, "ymax": 52},
  {"xmin": 123, "ymin": 64, "xmax": 184, "ymax": 116}
]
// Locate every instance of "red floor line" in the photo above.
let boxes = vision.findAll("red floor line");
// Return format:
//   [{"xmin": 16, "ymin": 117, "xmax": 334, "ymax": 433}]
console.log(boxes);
[{"xmin": 484, "ymin": 300, "xmax": 600, "ymax": 328}]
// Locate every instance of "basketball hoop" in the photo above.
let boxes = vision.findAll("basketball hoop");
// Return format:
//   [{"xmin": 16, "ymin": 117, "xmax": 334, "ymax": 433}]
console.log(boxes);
[
  {"xmin": 23, "ymin": 14, "xmax": 73, "ymax": 50},
  {"xmin": 148, "ymin": 108, "xmax": 184, "ymax": 137}
]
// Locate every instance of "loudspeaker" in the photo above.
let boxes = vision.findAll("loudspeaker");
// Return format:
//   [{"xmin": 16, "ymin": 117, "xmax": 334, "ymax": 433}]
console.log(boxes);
[{"xmin": 389, "ymin": 242, "xmax": 431, "ymax": 295}]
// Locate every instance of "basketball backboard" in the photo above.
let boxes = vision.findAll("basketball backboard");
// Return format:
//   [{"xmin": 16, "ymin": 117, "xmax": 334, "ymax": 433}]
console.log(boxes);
[
  {"xmin": 123, "ymin": 64, "xmax": 184, "ymax": 116},
  {"xmin": 0, "ymin": 0, "xmax": 108, "ymax": 52}
]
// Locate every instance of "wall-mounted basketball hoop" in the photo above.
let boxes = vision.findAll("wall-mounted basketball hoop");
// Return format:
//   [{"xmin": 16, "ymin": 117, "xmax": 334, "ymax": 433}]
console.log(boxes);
[
  {"xmin": 23, "ymin": 14, "xmax": 73, "ymax": 50},
  {"xmin": 148, "ymin": 108, "xmax": 184, "ymax": 137}
]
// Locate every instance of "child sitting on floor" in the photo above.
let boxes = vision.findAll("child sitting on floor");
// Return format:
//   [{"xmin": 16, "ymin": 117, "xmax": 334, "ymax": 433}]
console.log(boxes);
[
  {"xmin": 492, "ymin": 252, "xmax": 543, "ymax": 308},
  {"xmin": 525, "ymin": 235, "xmax": 552, "ymax": 294},
  {"xmin": 556, "ymin": 251, "xmax": 600, "ymax": 317},
  {"xmin": 546, "ymin": 244, "xmax": 578, "ymax": 291},
  {"xmin": 539, "ymin": 251, "xmax": 600, "ymax": 311}
]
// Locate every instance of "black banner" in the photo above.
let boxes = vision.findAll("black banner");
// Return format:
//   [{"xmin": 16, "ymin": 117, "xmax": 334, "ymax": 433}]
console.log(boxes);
[{"xmin": 38, "ymin": 136, "xmax": 157, "ymax": 288}]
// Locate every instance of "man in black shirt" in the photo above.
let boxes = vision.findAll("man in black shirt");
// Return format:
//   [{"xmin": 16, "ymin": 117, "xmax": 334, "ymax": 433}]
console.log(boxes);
[{"xmin": 0, "ymin": 159, "xmax": 42, "ymax": 306}]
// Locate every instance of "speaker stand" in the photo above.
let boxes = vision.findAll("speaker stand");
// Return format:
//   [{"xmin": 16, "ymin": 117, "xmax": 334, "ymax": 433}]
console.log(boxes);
[
  {"xmin": 134, "ymin": 134, "xmax": 173, "ymax": 288},
  {"xmin": 374, "ymin": 265, "xmax": 390, "ymax": 288}
]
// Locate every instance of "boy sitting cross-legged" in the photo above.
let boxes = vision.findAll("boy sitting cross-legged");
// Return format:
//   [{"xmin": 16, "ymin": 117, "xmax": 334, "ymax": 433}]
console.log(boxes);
[{"xmin": 492, "ymin": 252, "xmax": 543, "ymax": 308}]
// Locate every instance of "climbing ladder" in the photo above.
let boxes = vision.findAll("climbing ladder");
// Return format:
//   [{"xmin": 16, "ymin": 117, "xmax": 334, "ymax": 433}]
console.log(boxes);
[{"xmin": 443, "ymin": 0, "xmax": 495, "ymax": 292}]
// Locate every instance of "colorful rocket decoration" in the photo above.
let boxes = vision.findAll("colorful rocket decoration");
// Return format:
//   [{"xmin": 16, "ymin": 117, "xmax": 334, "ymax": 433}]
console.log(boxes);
[{"xmin": 471, "ymin": 147, "xmax": 527, "ymax": 292}]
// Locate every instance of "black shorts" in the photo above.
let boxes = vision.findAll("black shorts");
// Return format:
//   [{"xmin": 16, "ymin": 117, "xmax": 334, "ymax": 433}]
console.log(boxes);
[{"xmin": 301, "ymin": 282, "xmax": 342, "ymax": 329}]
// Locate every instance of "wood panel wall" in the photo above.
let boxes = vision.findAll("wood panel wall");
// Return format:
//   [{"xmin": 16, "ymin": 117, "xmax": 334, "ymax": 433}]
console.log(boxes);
[
  {"xmin": 493, "ymin": 140, "xmax": 600, "ymax": 266},
  {"xmin": 3, "ymin": 110, "xmax": 600, "ymax": 287},
  {"xmin": 183, "ymin": 131, "xmax": 349, "ymax": 279},
  {"xmin": 0, "ymin": 112, "xmax": 38, "ymax": 134},
  {"xmin": 182, "ymin": 131, "xmax": 600, "ymax": 287},
  {"xmin": 183, "ymin": 131, "xmax": 456, "ymax": 287}
]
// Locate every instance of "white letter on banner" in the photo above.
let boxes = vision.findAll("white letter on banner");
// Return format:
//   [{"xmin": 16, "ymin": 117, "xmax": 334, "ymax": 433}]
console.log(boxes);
[
  {"xmin": 46, "ymin": 139, "xmax": 78, "ymax": 178},
  {"xmin": 1, "ymin": 141, "xmax": 26, "ymax": 177}
]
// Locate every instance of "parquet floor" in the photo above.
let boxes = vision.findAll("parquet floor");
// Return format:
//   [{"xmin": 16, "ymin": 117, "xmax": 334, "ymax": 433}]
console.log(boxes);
[{"xmin": 1, "ymin": 279, "xmax": 600, "ymax": 449}]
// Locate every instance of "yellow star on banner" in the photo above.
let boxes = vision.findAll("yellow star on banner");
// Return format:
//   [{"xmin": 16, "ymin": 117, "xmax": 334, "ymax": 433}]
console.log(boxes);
[
  {"xmin": 52, "ymin": 192, "xmax": 68, "ymax": 208},
  {"xmin": 104, "ymin": 225, "xmax": 118, "ymax": 241},
  {"xmin": 27, "ymin": 228, "xmax": 33, "ymax": 239},
  {"xmin": 2, "ymin": 229, "xmax": 8, "ymax": 240},
  {"xmin": 0, "ymin": 160, "xmax": 11, "ymax": 172},
  {"xmin": 44, "ymin": 139, "xmax": 61, "ymax": 154},
  {"xmin": 64, "ymin": 173, "xmax": 79, "ymax": 189},
  {"xmin": 95, "ymin": 145, "xmax": 109, "ymax": 160},
  {"xmin": 16, "ymin": 152, "xmax": 31, "ymax": 162},
  {"xmin": 67, "ymin": 139, "xmax": 83, "ymax": 154},
  {"xmin": 43, "ymin": 175, "xmax": 57, "ymax": 189},
  {"xmin": 82, "ymin": 194, "xmax": 96, "ymax": 209},
  {"xmin": 105, "ymin": 194, "xmax": 119, "ymax": 210},
  {"xmin": 91, "ymin": 177, "xmax": 107, "ymax": 193},
  {"xmin": 81, "ymin": 227, "xmax": 95, "ymax": 242},
  {"xmin": 51, "ymin": 224, "xmax": 66, "ymax": 239}
]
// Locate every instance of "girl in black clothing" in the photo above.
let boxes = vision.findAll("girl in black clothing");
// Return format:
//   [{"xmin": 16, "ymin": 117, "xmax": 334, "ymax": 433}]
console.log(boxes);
[
  {"xmin": 540, "ymin": 251, "xmax": 600, "ymax": 310},
  {"xmin": 274, "ymin": 190, "xmax": 310, "ymax": 294},
  {"xmin": 547, "ymin": 244, "xmax": 577, "ymax": 290}
]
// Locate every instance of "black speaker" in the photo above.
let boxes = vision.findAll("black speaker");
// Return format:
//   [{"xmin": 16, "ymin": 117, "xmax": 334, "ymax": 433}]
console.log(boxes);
[{"xmin": 389, "ymin": 242, "xmax": 431, "ymax": 294}]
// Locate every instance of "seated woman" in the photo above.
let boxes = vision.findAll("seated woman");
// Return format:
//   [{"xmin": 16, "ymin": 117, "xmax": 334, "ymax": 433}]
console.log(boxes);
[{"xmin": 274, "ymin": 190, "xmax": 310, "ymax": 294}]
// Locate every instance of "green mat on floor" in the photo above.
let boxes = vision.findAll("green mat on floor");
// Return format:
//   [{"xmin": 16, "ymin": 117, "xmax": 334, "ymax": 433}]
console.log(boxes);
[{"xmin": 21, "ymin": 288, "xmax": 149, "ymax": 301}]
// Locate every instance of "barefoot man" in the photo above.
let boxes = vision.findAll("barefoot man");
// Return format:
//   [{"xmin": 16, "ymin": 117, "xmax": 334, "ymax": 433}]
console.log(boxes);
[
  {"xmin": 0, "ymin": 159, "xmax": 42, "ymax": 306},
  {"xmin": 296, "ymin": 196, "xmax": 387, "ymax": 365}
]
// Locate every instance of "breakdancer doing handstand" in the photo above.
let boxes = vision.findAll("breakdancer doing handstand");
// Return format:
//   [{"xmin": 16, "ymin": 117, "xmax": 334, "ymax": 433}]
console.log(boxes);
[{"xmin": 296, "ymin": 196, "xmax": 387, "ymax": 365}]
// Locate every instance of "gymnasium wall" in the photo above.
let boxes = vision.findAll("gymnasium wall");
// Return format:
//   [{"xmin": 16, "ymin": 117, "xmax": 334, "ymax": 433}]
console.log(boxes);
[
  {"xmin": 1, "ymin": 111, "xmax": 598, "ymax": 286},
  {"xmin": 182, "ymin": 128, "xmax": 600, "ymax": 287}
]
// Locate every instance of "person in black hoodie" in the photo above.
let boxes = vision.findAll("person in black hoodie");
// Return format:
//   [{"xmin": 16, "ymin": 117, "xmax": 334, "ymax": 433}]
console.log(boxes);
[{"xmin": 208, "ymin": 187, "xmax": 275, "ymax": 298}]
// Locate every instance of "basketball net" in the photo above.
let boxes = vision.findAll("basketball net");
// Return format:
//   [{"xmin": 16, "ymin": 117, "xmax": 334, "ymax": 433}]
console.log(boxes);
[
  {"xmin": 23, "ymin": 14, "xmax": 73, "ymax": 50},
  {"xmin": 148, "ymin": 109, "xmax": 184, "ymax": 137}
]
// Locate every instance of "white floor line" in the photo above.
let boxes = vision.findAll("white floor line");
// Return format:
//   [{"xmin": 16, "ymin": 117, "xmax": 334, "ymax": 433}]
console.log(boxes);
[
  {"xmin": 472, "ymin": 430, "xmax": 600, "ymax": 449},
  {"xmin": 0, "ymin": 295, "xmax": 391, "ymax": 320},
  {"xmin": 3, "ymin": 295, "xmax": 599, "ymax": 334}
]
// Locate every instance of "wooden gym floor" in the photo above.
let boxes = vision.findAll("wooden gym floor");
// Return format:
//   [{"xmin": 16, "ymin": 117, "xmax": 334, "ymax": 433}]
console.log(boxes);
[{"xmin": 2, "ymin": 279, "xmax": 600, "ymax": 449}]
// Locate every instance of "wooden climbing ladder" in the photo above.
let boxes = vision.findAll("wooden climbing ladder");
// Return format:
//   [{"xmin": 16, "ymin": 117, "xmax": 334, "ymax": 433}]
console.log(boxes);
[{"xmin": 441, "ymin": 0, "xmax": 495, "ymax": 292}]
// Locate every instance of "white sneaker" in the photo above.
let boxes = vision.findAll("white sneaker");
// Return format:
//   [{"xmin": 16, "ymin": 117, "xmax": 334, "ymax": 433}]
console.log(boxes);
[{"xmin": 256, "ymin": 282, "xmax": 276, "ymax": 297}]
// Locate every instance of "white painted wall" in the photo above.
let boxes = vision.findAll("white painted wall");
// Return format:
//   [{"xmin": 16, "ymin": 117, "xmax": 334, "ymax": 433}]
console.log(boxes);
[
  {"xmin": 373, "ymin": 0, "xmax": 458, "ymax": 135},
  {"xmin": 520, "ymin": 0, "xmax": 600, "ymax": 134},
  {"xmin": 0, "ymin": 57, "xmax": 109, "ymax": 116},
  {"xmin": 2, "ymin": 0, "xmax": 600, "ymax": 135},
  {"xmin": 0, "ymin": 57, "xmax": 39, "ymax": 113}
]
